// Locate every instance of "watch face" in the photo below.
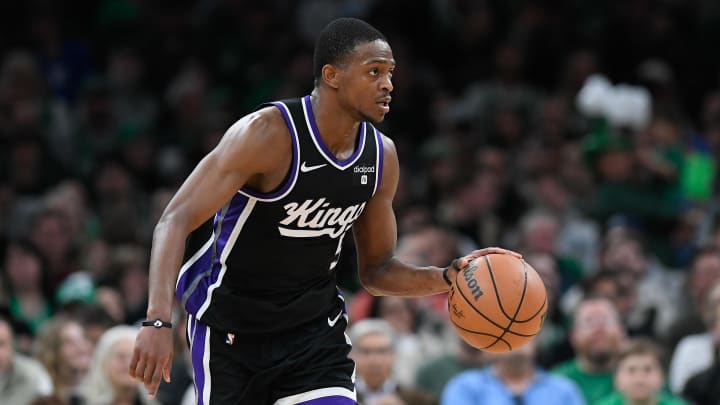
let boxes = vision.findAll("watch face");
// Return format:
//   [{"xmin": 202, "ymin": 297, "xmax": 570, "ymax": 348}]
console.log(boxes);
[{"xmin": 154, "ymin": 320, "xmax": 163, "ymax": 328}]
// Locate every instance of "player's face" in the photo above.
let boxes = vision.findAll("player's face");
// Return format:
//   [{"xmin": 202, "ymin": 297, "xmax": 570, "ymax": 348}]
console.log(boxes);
[{"xmin": 338, "ymin": 40, "xmax": 395, "ymax": 124}]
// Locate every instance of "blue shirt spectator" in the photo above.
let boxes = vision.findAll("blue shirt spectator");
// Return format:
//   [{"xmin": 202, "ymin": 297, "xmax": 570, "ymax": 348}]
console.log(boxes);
[{"xmin": 441, "ymin": 367, "xmax": 586, "ymax": 405}]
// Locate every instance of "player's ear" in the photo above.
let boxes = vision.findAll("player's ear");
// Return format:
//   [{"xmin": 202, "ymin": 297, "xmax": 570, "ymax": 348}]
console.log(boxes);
[{"xmin": 321, "ymin": 64, "xmax": 341, "ymax": 89}]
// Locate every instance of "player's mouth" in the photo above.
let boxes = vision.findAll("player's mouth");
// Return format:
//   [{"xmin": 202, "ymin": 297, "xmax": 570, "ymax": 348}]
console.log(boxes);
[{"xmin": 377, "ymin": 97, "xmax": 391, "ymax": 113}]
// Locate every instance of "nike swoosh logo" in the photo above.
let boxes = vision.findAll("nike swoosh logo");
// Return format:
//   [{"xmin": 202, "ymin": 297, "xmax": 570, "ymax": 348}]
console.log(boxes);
[
  {"xmin": 328, "ymin": 310, "xmax": 344, "ymax": 327},
  {"xmin": 301, "ymin": 162, "xmax": 327, "ymax": 172}
]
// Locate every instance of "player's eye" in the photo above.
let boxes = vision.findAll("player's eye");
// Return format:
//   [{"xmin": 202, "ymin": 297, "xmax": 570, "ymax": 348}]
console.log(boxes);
[{"xmin": 369, "ymin": 68, "xmax": 378, "ymax": 76}]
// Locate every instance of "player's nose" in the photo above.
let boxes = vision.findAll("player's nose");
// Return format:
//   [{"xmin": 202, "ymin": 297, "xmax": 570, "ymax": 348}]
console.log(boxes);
[{"xmin": 380, "ymin": 74, "xmax": 393, "ymax": 93}]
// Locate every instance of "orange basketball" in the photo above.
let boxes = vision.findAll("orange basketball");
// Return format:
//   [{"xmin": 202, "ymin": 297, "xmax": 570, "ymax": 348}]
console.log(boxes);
[{"xmin": 448, "ymin": 254, "xmax": 547, "ymax": 352}]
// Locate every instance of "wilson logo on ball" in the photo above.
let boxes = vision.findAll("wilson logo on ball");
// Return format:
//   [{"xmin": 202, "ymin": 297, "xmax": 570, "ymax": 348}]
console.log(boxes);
[{"xmin": 462, "ymin": 266, "xmax": 484, "ymax": 301}]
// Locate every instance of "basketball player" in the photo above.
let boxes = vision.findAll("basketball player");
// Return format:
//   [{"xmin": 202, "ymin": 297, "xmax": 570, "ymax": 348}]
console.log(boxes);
[{"xmin": 129, "ymin": 18, "xmax": 519, "ymax": 405}]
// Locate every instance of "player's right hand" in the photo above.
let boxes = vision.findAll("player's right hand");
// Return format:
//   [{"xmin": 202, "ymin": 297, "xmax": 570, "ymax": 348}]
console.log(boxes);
[
  {"xmin": 447, "ymin": 247, "xmax": 522, "ymax": 281},
  {"xmin": 129, "ymin": 326, "xmax": 173, "ymax": 399}
]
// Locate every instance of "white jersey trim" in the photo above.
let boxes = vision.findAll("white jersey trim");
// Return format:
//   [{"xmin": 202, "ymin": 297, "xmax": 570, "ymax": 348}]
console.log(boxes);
[
  {"xmin": 301, "ymin": 96, "xmax": 366, "ymax": 170},
  {"xmin": 372, "ymin": 126, "xmax": 383, "ymax": 196},
  {"xmin": 176, "ymin": 235, "xmax": 214, "ymax": 290},
  {"xmin": 202, "ymin": 324, "xmax": 211, "ymax": 405},
  {"xmin": 196, "ymin": 198, "xmax": 257, "ymax": 318},
  {"xmin": 272, "ymin": 386, "xmax": 357, "ymax": 405}
]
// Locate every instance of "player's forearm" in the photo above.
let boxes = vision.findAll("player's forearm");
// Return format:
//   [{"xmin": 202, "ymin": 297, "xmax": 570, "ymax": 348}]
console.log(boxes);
[
  {"xmin": 359, "ymin": 257, "xmax": 449, "ymax": 297},
  {"xmin": 145, "ymin": 217, "xmax": 189, "ymax": 321}
]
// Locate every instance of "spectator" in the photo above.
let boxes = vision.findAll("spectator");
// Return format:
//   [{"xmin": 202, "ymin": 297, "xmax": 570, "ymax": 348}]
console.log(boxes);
[
  {"xmin": 1, "ymin": 238, "xmax": 54, "ymax": 334},
  {"xmin": 98, "ymin": 244, "xmax": 149, "ymax": 324},
  {"xmin": 33, "ymin": 315, "xmax": 91, "ymax": 403},
  {"xmin": 72, "ymin": 303, "xmax": 117, "ymax": 351},
  {"xmin": 598, "ymin": 338, "xmax": 686, "ymax": 405},
  {"xmin": 77, "ymin": 325, "xmax": 158, "ymax": 405},
  {"xmin": 669, "ymin": 281, "xmax": 720, "ymax": 394},
  {"xmin": 368, "ymin": 296, "xmax": 448, "ymax": 387},
  {"xmin": 665, "ymin": 246, "xmax": 720, "ymax": 353},
  {"xmin": 30, "ymin": 395, "xmax": 66, "ymax": 405},
  {"xmin": 29, "ymin": 207, "xmax": 78, "ymax": 288},
  {"xmin": 560, "ymin": 268, "xmax": 639, "ymax": 337},
  {"xmin": 681, "ymin": 302, "xmax": 720, "ymax": 405},
  {"xmin": 349, "ymin": 319, "xmax": 437, "ymax": 405},
  {"xmin": 415, "ymin": 338, "xmax": 487, "ymax": 398},
  {"xmin": 529, "ymin": 173, "xmax": 601, "ymax": 274},
  {"xmin": 0, "ymin": 314, "xmax": 53, "ymax": 403},
  {"xmin": 371, "ymin": 392, "xmax": 408, "ymax": 405},
  {"xmin": 600, "ymin": 230, "xmax": 681, "ymax": 338},
  {"xmin": 515, "ymin": 209, "xmax": 584, "ymax": 293},
  {"xmin": 524, "ymin": 251, "xmax": 574, "ymax": 368},
  {"xmin": 441, "ymin": 339, "xmax": 585, "ymax": 405},
  {"xmin": 553, "ymin": 297, "xmax": 626, "ymax": 404}
]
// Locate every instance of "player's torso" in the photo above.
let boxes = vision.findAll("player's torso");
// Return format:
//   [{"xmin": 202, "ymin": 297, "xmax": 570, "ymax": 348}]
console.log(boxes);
[{"xmin": 176, "ymin": 96, "xmax": 384, "ymax": 334}]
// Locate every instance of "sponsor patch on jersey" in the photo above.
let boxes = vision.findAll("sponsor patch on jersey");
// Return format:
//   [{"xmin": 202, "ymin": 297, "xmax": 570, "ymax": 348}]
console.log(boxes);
[{"xmin": 353, "ymin": 165, "xmax": 374, "ymax": 186}]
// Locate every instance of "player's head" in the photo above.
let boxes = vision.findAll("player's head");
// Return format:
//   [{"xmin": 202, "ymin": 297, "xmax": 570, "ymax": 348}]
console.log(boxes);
[{"xmin": 313, "ymin": 18, "xmax": 394, "ymax": 123}]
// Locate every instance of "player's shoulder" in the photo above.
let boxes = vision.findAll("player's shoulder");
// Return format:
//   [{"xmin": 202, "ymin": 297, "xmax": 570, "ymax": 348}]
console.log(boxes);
[
  {"xmin": 230, "ymin": 105, "xmax": 286, "ymax": 137},
  {"xmin": 368, "ymin": 126, "xmax": 398, "ymax": 162},
  {"xmin": 222, "ymin": 105, "xmax": 291, "ymax": 149}
]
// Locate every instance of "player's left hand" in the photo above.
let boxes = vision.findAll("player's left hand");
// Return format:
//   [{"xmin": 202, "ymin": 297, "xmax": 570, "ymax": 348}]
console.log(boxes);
[{"xmin": 445, "ymin": 247, "xmax": 522, "ymax": 283}]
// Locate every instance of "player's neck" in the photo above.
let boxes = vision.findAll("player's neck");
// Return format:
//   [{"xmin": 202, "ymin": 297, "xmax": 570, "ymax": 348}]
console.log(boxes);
[{"xmin": 309, "ymin": 89, "xmax": 362, "ymax": 160}]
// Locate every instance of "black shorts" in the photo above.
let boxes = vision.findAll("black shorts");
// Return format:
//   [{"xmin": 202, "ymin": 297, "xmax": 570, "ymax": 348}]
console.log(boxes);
[{"xmin": 186, "ymin": 307, "xmax": 356, "ymax": 405}]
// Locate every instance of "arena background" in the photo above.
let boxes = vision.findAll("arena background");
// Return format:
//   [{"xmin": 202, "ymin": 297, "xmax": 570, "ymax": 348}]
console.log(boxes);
[{"xmin": 2, "ymin": 1, "xmax": 720, "ymax": 404}]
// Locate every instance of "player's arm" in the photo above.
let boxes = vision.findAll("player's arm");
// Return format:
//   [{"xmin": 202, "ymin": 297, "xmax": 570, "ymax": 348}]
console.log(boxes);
[
  {"xmin": 353, "ymin": 136, "xmax": 447, "ymax": 296},
  {"xmin": 129, "ymin": 107, "xmax": 289, "ymax": 397},
  {"xmin": 353, "ymin": 135, "xmax": 519, "ymax": 297}
]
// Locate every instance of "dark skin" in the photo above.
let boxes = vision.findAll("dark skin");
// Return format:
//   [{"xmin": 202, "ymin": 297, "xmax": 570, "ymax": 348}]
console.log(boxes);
[{"xmin": 129, "ymin": 39, "xmax": 520, "ymax": 398}]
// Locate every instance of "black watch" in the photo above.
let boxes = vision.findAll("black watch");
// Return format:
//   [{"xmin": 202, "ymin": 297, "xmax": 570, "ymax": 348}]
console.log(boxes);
[{"xmin": 141, "ymin": 318, "xmax": 173, "ymax": 329}]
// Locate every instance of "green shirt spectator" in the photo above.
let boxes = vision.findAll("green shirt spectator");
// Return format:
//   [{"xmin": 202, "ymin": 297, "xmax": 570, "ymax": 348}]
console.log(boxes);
[
  {"xmin": 596, "ymin": 391, "xmax": 686, "ymax": 405},
  {"xmin": 553, "ymin": 359, "xmax": 614, "ymax": 404}
]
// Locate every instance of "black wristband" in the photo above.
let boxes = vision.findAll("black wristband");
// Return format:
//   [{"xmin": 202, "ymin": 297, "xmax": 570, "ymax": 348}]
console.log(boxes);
[
  {"xmin": 141, "ymin": 318, "xmax": 173, "ymax": 329},
  {"xmin": 442, "ymin": 267, "xmax": 452, "ymax": 286}
]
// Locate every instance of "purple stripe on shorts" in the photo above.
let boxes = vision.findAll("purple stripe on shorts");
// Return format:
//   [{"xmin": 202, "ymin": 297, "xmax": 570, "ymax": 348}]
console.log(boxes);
[
  {"xmin": 296, "ymin": 396, "xmax": 357, "ymax": 405},
  {"xmin": 191, "ymin": 320, "xmax": 209, "ymax": 405}
]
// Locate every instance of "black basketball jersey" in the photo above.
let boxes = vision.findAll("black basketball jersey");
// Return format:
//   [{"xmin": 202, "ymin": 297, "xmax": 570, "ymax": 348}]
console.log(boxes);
[{"xmin": 176, "ymin": 96, "xmax": 384, "ymax": 335}]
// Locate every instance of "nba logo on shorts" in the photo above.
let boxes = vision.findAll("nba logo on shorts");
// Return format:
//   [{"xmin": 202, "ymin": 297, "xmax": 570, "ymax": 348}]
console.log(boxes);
[
  {"xmin": 361, "ymin": 175, "xmax": 367, "ymax": 185},
  {"xmin": 225, "ymin": 332, "xmax": 235, "ymax": 346}
]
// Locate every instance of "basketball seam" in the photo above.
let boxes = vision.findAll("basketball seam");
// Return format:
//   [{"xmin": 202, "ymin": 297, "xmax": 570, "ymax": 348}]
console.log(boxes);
[
  {"xmin": 480, "ymin": 256, "xmax": 528, "ymax": 350},
  {"xmin": 449, "ymin": 317, "xmax": 512, "ymax": 351},
  {"xmin": 513, "ymin": 296, "xmax": 547, "ymax": 323},
  {"xmin": 453, "ymin": 261, "xmax": 538, "ymax": 338}
]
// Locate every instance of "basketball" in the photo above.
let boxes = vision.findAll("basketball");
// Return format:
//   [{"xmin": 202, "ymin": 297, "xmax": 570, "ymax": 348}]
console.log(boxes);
[{"xmin": 448, "ymin": 254, "xmax": 547, "ymax": 352}]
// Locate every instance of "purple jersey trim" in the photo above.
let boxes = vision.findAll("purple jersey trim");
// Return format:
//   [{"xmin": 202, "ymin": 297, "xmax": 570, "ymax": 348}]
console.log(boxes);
[
  {"xmin": 240, "ymin": 101, "xmax": 300, "ymax": 200},
  {"xmin": 302, "ymin": 95, "xmax": 366, "ymax": 169}
]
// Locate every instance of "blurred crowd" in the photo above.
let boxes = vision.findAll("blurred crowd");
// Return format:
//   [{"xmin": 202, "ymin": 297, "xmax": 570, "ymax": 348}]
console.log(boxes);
[{"xmin": 3, "ymin": 0, "xmax": 720, "ymax": 404}]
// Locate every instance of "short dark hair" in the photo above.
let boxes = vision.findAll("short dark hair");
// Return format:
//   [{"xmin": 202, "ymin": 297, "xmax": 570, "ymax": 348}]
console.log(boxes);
[
  {"xmin": 615, "ymin": 338, "xmax": 665, "ymax": 372},
  {"xmin": 313, "ymin": 18, "xmax": 387, "ymax": 82}
]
